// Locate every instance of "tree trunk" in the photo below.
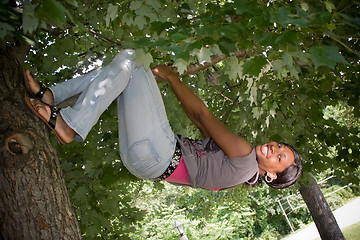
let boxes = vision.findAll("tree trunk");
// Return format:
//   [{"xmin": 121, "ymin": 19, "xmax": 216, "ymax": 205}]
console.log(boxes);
[
  {"xmin": 0, "ymin": 45, "xmax": 81, "ymax": 239},
  {"xmin": 299, "ymin": 172, "xmax": 345, "ymax": 240}
]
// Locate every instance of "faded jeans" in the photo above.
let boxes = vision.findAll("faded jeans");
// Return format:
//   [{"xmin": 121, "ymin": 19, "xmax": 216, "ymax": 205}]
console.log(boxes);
[{"xmin": 50, "ymin": 50, "xmax": 176, "ymax": 179}]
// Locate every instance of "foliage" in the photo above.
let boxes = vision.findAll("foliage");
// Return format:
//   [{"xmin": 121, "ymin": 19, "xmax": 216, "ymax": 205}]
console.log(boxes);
[
  {"xmin": 1, "ymin": 0, "xmax": 359, "ymax": 238},
  {"xmin": 129, "ymin": 171, "xmax": 357, "ymax": 240}
]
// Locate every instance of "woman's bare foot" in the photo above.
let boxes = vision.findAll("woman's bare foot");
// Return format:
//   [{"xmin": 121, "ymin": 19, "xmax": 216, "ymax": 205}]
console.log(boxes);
[
  {"xmin": 30, "ymin": 99, "xmax": 76, "ymax": 143},
  {"xmin": 24, "ymin": 70, "xmax": 54, "ymax": 106}
]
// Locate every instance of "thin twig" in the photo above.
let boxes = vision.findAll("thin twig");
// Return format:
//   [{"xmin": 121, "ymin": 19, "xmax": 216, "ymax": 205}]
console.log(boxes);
[
  {"xmin": 214, "ymin": 89, "xmax": 234, "ymax": 103},
  {"xmin": 223, "ymin": 96, "xmax": 240, "ymax": 124},
  {"xmin": 88, "ymin": 29, "xmax": 123, "ymax": 47}
]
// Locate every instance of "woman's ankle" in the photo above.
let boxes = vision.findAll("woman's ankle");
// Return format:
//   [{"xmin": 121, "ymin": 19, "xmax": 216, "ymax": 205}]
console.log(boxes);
[
  {"xmin": 55, "ymin": 114, "xmax": 75, "ymax": 143},
  {"xmin": 43, "ymin": 89, "xmax": 55, "ymax": 106}
]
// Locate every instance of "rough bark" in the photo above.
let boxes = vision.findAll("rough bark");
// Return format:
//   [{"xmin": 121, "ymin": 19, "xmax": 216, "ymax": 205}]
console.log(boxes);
[
  {"xmin": 0, "ymin": 45, "xmax": 81, "ymax": 239},
  {"xmin": 299, "ymin": 172, "xmax": 345, "ymax": 240}
]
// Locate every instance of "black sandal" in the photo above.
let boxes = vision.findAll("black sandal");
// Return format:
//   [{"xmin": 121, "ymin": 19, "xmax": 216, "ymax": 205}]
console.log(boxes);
[
  {"xmin": 25, "ymin": 95, "xmax": 65, "ymax": 145},
  {"xmin": 34, "ymin": 81, "xmax": 49, "ymax": 100},
  {"xmin": 24, "ymin": 71, "xmax": 50, "ymax": 100}
]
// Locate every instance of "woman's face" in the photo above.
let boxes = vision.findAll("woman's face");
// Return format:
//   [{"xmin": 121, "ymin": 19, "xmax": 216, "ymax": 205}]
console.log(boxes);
[{"xmin": 255, "ymin": 142, "xmax": 295, "ymax": 176}]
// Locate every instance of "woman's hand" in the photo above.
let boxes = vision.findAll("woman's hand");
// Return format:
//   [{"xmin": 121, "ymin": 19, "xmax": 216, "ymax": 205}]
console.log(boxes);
[{"xmin": 152, "ymin": 65, "xmax": 180, "ymax": 82}]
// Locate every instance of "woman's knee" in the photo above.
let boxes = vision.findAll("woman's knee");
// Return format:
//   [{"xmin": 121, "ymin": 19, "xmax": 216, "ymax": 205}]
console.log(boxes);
[{"xmin": 114, "ymin": 50, "xmax": 134, "ymax": 63}]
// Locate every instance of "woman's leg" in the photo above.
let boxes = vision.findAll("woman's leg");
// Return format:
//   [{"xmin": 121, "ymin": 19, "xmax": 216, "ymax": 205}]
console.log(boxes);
[
  {"xmin": 57, "ymin": 50, "xmax": 135, "ymax": 141},
  {"xmin": 25, "ymin": 62, "xmax": 108, "ymax": 107},
  {"xmin": 28, "ymin": 49, "xmax": 175, "ymax": 178},
  {"xmin": 26, "ymin": 51, "xmax": 133, "ymax": 107},
  {"xmin": 117, "ymin": 66, "xmax": 176, "ymax": 180},
  {"xmin": 49, "ymin": 51, "xmax": 133, "ymax": 105},
  {"xmin": 50, "ymin": 68, "xmax": 103, "ymax": 106}
]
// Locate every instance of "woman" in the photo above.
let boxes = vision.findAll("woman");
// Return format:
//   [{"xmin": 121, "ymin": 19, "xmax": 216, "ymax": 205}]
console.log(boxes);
[{"xmin": 25, "ymin": 50, "xmax": 302, "ymax": 190}]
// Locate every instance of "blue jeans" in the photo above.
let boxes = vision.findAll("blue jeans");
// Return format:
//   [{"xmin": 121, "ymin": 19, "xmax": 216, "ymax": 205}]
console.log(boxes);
[{"xmin": 50, "ymin": 50, "xmax": 176, "ymax": 179}]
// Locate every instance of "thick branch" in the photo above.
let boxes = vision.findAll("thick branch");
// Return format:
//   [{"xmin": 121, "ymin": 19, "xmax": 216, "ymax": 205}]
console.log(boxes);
[
  {"xmin": 183, "ymin": 51, "xmax": 248, "ymax": 75},
  {"xmin": 182, "ymin": 50, "xmax": 310, "ymax": 76}
]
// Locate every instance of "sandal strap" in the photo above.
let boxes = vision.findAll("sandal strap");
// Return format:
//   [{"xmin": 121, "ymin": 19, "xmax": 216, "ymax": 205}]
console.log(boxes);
[
  {"xmin": 34, "ymin": 81, "xmax": 49, "ymax": 99},
  {"xmin": 48, "ymin": 106, "xmax": 61, "ymax": 129}
]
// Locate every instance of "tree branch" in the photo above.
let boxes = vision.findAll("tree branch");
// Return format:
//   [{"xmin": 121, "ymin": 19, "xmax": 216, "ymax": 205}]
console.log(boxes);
[
  {"xmin": 214, "ymin": 89, "xmax": 234, "ymax": 103},
  {"xmin": 222, "ymin": 96, "xmax": 240, "ymax": 124},
  {"xmin": 182, "ymin": 49, "xmax": 313, "ymax": 76},
  {"xmin": 88, "ymin": 29, "xmax": 123, "ymax": 47},
  {"xmin": 183, "ymin": 51, "xmax": 248, "ymax": 75}
]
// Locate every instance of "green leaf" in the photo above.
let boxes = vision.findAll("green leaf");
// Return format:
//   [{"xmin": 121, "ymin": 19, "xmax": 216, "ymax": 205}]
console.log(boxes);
[
  {"xmin": 134, "ymin": 15, "xmax": 147, "ymax": 30},
  {"xmin": 209, "ymin": 44, "xmax": 223, "ymax": 56},
  {"xmin": 38, "ymin": 0, "xmax": 67, "ymax": 27},
  {"xmin": 114, "ymin": 27, "xmax": 123, "ymax": 39},
  {"xmin": 122, "ymin": 13, "xmax": 134, "ymax": 26},
  {"xmin": 130, "ymin": 1, "xmax": 142, "ymax": 10},
  {"xmin": 271, "ymin": 8, "xmax": 310, "ymax": 28},
  {"xmin": 58, "ymin": 37, "xmax": 74, "ymax": 53},
  {"xmin": 61, "ymin": 161, "xmax": 74, "ymax": 172},
  {"xmin": 146, "ymin": 0, "xmax": 161, "ymax": 9},
  {"xmin": 197, "ymin": 47, "xmax": 212, "ymax": 63},
  {"xmin": 173, "ymin": 58, "xmax": 188, "ymax": 75},
  {"xmin": 275, "ymin": 30, "xmax": 298, "ymax": 45},
  {"xmin": 133, "ymin": 37, "xmax": 152, "ymax": 48},
  {"xmin": 63, "ymin": 0, "xmax": 78, "ymax": 7},
  {"xmin": 150, "ymin": 38, "xmax": 171, "ymax": 48},
  {"xmin": 85, "ymin": 225, "xmax": 99, "ymax": 237},
  {"xmin": 242, "ymin": 56, "xmax": 267, "ymax": 76},
  {"xmin": 282, "ymin": 52, "xmax": 299, "ymax": 78},
  {"xmin": 134, "ymin": 49, "xmax": 153, "ymax": 69},
  {"xmin": 272, "ymin": 59, "xmax": 285, "ymax": 77},
  {"xmin": 324, "ymin": 1, "xmax": 336, "ymax": 13},
  {"xmin": 218, "ymin": 37, "xmax": 237, "ymax": 55},
  {"xmin": 252, "ymin": 107, "xmax": 262, "ymax": 119},
  {"xmin": 105, "ymin": 4, "xmax": 118, "ymax": 27},
  {"xmin": 234, "ymin": 0, "xmax": 258, "ymax": 16},
  {"xmin": 74, "ymin": 186, "xmax": 87, "ymax": 202},
  {"xmin": 309, "ymin": 46, "xmax": 349, "ymax": 69},
  {"xmin": 301, "ymin": 2, "xmax": 309, "ymax": 12},
  {"xmin": 170, "ymin": 31, "xmax": 190, "ymax": 42},
  {"xmin": 150, "ymin": 21, "xmax": 173, "ymax": 35},
  {"xmin": 22, "ymin": 3, "xmax": 39, "ymax": 34},
  {"xmin": 0, "ymin": 22, "xmax": 14, "ymax": 39},
  {"xmin": 225, "ymin": 56, "xmax": 242, "ymax": 81},
  {"xmin": 271, "ymin": 8, "xmax": 291, "ymax": 26}
]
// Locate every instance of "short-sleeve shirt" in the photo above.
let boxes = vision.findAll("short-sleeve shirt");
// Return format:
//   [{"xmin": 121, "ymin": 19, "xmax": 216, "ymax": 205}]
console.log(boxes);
[{"xmin": 174, "ymin": 135, "xmax": 258, "ymax": 189}]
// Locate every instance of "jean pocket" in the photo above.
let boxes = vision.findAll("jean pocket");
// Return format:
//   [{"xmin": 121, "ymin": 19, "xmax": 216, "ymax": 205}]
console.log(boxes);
[{"xmin": 129, "ymin": 140, "xmax": 159, "ymax": 173}]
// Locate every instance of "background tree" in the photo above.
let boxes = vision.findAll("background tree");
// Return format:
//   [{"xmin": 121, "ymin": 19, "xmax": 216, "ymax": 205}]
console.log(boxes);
[{"xmin": 0, "ymin": 0, "xmax": 359, "ymax": 239}]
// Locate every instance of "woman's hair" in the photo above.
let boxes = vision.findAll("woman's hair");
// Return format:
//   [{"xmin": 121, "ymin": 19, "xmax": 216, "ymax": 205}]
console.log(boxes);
[
  {"xmin": 266, "ymin": 143, "xmax": 303, "ymax": 189},
  {"xmin": 245, "ymin": 143, "xmax": 303, "ymax": 189}
]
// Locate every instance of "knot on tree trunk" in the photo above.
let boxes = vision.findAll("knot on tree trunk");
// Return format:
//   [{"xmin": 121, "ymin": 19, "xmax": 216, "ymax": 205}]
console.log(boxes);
[{"xmin": 5, "ymin": 133, "xmax": 33, "ymax": 155}]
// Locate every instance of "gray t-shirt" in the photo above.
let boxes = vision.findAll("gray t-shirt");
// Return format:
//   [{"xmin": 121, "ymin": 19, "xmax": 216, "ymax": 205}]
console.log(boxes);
[{"xmin": 175, "ymin": 135, "xmax": 258, "ymax": 189}]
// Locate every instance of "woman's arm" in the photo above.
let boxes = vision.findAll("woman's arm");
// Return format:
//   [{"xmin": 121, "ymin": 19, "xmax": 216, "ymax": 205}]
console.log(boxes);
[
  {"xmin": 152, "ymin": 65, "xmax": 253, "ymax": 158},
  {"xmin": 178, "ymin": 103, "xmax": 210, "ymax": 138}
]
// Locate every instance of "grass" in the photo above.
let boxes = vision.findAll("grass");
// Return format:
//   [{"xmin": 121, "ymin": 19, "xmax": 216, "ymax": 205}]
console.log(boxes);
[
  {"xmin": 313, "ymin": 222, "xmax": 360, "ymax": 240},
  {"xmin": 339, "ymin": 222, "xmax": 360, "ymax": 240}
]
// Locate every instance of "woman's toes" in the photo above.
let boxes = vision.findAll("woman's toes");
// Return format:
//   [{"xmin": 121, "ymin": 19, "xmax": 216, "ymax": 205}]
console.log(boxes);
[
  {"xmin": 30, "ymin": 99, "xmax": 50, "ymax": 122},
  {"xmin": 25, "ymin": 70, "xmax": 40, "ymax": 95}
]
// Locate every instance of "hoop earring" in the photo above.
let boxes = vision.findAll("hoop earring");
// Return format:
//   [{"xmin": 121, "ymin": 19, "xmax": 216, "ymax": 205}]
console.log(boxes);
[{"xmin": 265, "ymin": 175, "xmax": 274, "ymax": 183}]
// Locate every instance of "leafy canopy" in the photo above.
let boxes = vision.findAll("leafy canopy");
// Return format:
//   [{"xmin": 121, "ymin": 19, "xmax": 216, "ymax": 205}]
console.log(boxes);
[{"xmin": 1, "ymin": 0, "xmax": 359, "ymax": 238}]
